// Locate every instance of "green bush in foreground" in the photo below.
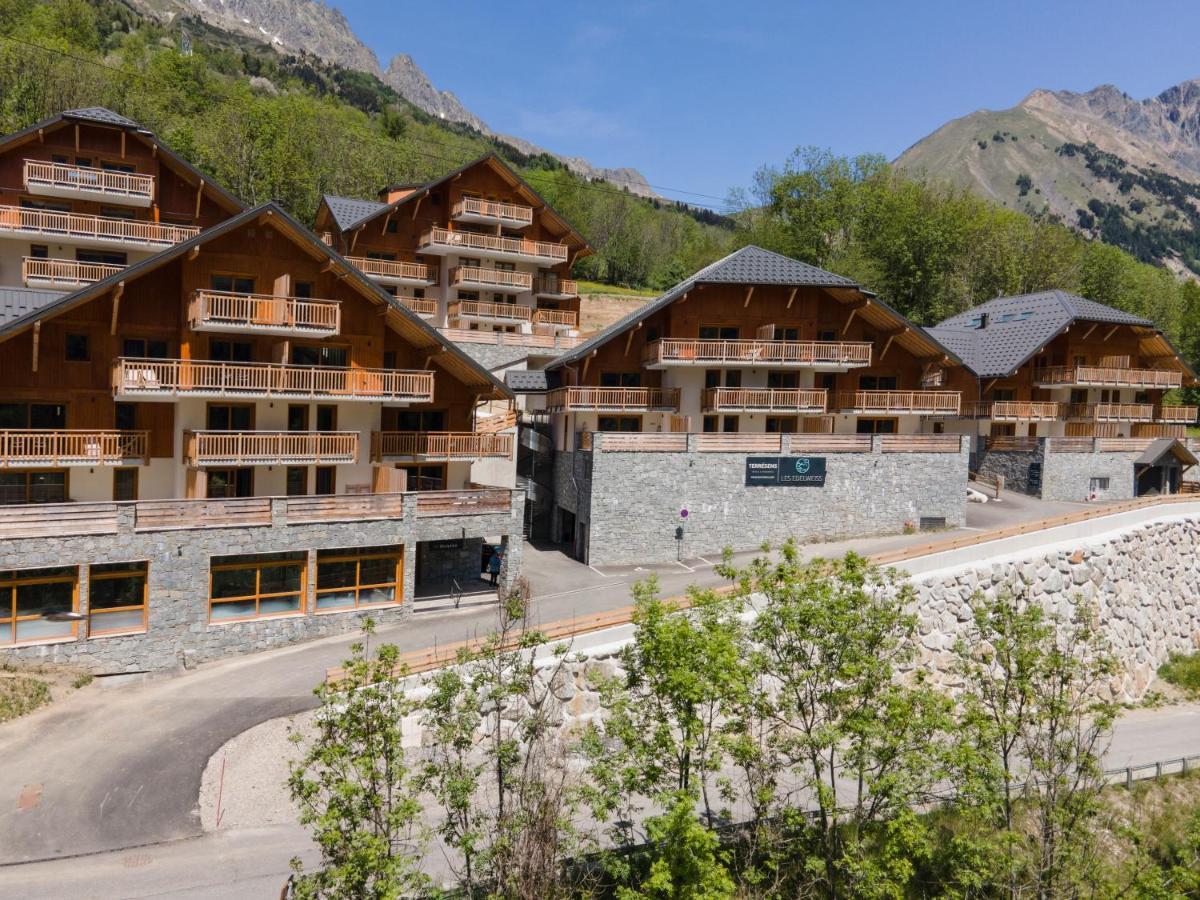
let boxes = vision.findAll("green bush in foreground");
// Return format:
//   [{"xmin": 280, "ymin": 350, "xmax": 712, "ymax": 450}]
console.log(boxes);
[{"xmin": 1159, "ymin": 652, "xmax": 1200, "ymax": 694}]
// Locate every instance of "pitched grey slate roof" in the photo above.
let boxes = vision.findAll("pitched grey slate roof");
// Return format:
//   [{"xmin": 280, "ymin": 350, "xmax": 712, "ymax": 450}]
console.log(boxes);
[
  {"xmin": 506, "ymin": 369, "xmax": 553, "ymax": 392},
  {"xmin": 0, "ymin": 286, "xmax": 67, "ymax": 327},
  {"xmin": 62, "ymin": 107, "xmax": 144, "ymax": 130},
  {"xmin": 322, "ymin": 194, "xmax": 387, "ymax": 232},
  {"xmin": 550, "ymin": 245, "xmax": 866, "ymax": 370},
  {"xmin": 927, "ymin": 290, "xmax": 1157, "ymax": 378},
  {"xmin": 1135, "ymin": 438, "xmax": 1198, "ymax": 467}
]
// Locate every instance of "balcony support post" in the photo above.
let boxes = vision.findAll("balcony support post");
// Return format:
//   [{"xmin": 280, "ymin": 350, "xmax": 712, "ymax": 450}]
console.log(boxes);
[
  {"xmin": 194, "ymin": 179, "xmax": 204, "ymax": 219},
  {"xmin": 744, "ymin": 286, "xmax": 755, "ymax": 307},
  {"xmin": 786, "ymin": 287, "xmax": 797, "ymax": 309},
  {"xmin": 110, "ymin": 282, "xmax": 124, "ymax": 336},
  {"xmin": 624, "ymin": 323, "xmax": 640, "ymax": 357},
  {"xmin": 31, "ymin": 320, "xmax": 39, "ymax": 373}
]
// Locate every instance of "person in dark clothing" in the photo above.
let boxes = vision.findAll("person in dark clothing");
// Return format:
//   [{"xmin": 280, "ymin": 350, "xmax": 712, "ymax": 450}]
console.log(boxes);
[{"xmin": 488, "ymin": 550, "xmax": 502, "ymax": 586}]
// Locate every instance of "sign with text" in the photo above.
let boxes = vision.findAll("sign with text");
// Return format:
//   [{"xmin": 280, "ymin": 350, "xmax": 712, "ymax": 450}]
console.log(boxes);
[{"xmin": 745, "ymin": 456, "xmax": 828, "ymax": 487}]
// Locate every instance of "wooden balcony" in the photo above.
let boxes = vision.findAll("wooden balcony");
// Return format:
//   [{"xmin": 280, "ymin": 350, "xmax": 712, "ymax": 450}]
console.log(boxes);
[
  {"xmin": 344, "ymin": 256, "xmax": 436, "ymax": 287},
  {"xmin": 22, "ymin": 256, "xmax": 124, "ymax": 288},
  {"xmin": 113, "ymin": 358, "xmax": 435, "ymax": 404},
  {"xmin": 452, "ymin": 196, "xmax": 534, "ymax": 228},
  {"xmin": 532, "ymin": 307, "xmax": 578, "ymax": 331},
  {"xmin": 546, "ymin": 387, "xmax": 681, "ymax": 412},
  {"xmin": 0, "ymin": 430, "xmax": 148, "ymax": 467},
  {"xmin": 24, "ymin": 159, "xmax": 154, "ymax": 207},
  {"xmin": 536, "ymin": 275, "xmax": 578, "ymax": 299},
  {"xmin": 448, "ymin": 299, "xmax": 532, "ymax": 325},
  {"xmin": 702, "ymin": 388, "xmax": 827, "ymax": 413},
  {"xmin": 396, "ymin": 295, "xmax": 437, "ymax": 318},
  {"xmin": 0, "ymin": 206, "xmax": 198, "ymax": 249},
  {"xmin": 1067, "ymin": 402, "xmax": 1156, "ymax": 423},
  {"xmin": 183, "ymin": 431, "xmax": 359, "ymax": 466},
  {"xmin": 1157, "ymin": 405, "xmax": 1198, "ymax": 424},
  {"xmin": 963, "ymin": 400, "xmax": 1064, "ymax": 421},
  {"xmin": 643, "ymin": 339, "xmax": 873, "ymax": 369},
  {"xmin": 371, "ymin": 431, "xmax": 513, "ymax": 461},
  {"xmin": 419, "ymin": 226, "xmax": 568, "ymax": 264},
  {"xmin": 188, "ymin": 290, "xmax": 341, "ymax": 338},
  {"xmin": 450, "ymin": 265, "xmax": 533, "ymax": 293},
  {"xmin": 836, "ymin": 391, "xmax": 961, "ymax": 415},
  {"xmin": 1032, "ymin": 365, "xmax": 1183, "ymax": 389}
]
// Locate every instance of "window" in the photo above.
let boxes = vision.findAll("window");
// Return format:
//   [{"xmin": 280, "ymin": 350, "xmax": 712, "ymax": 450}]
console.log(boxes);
[
  {"xmin": 645, "ymin": 326, "xmax": 661, "ymax": 344},
  {"xmin": 768, "ymin": 371, "xmax": 799, "ymax": 389},
  {"xmin": 207, "ymin": 404, "xmax": 254, "ymax": 431},
  {"xmin": 382, "ymin": 351, "xmax": 397, "ymax": 370},
  {"xmin": 399, "ymin": 464, "xmax": 445, "ymax": 491},
  {"xmin": 206, "ymin": 468, "xmax": 253, "ymax": 498},
  {"xmin": 211, "ymin": 274, "xmax": 255, "ymax": 294},
  {"xmin": 0, "ymin": 566, "xmax": 78, "ymax": 644},
  {"xmin": 286, "ymin": 467, "xmax": 308, "ymax": 496},
  {"xmin": 1089, "ymin": 477, "xmax": 1111, "ymax": 493},
  {"xmin": 722, "ymin": 416, "xmax": 739, "ymax": 433},
  {"xmin": 100, "ymin": 161, "xmax": 135, "ymax": 174},
  {"xmin": 78, "ymin": 250, "xmax": 127, "ymax": 266},
  {"xmin": 314, "ymin": 466, "xmax": 335, "ymax": 495},
  {"xmin": 387, "ymin": 409, "xmax": 445, "ymax": 432},
  {"xmin": 98, "ymin": 206, "xmax": 135, "ymax": 221},
  {"xmin": 315, "ymin": 546, "xmax": 402, "ymax": 612},
  {"xmin": 699, "ymin": 325, "xmax": 739, "ymax": 340},
  {"xmin": 702, "ymin": 416, "xmax": 719, "ymax": 433},
  {"xmin": 386, "ymin": 219, "xmax": 398, "ymax": 234},
  {"xmin": 287, "ymin": 405, "xmax": 309, "ymax": 432},
  {"xmin": 209, "ymin": 340, "xmax": 252, "ymax": 362},
  {"xmin": 113, "ymin": 468, "xmax": 137, "ymax": 502},
  {"xmin": 291, "ymin": 345, "xmax": 348, "ymax": 368},
  {"xmin": 209, "ymin": 552, "xmax": 306, "ymax": 621},
  {"xmin": 776, "ymin": 327, "xmax": 800, "ymax": 341},
  {"xmin": 1069, "ymin": 389, "xmax": 1089, "ymax": 405},
  {"xmin": 818, "ymin": 373, "xmax": 837, "ymax": 391},
  {"xmin": 20, "ymin": 198, "xmax": 70, "ymax": 213},
  {"xmin": 65, "ymin": 333, "xmax": 89, "ymax": 362},
  {"xmin": 723, "ymin": 371, "xmax": 742, "ymax": 388},
  {"xmin": 0, "ymin": 471, "xmax": 66, "ymax": 505},
  {"xmin": 990, "ymin": 388, "xmax": 1016, "ymax": 402},
  {"xmin": 0, "ymin": 403, "xmax": 65, "ymax": 429},
  {"xmin": 766, "ymin": 417, "xmax": 798, "ymax": 433},
  {"xmin": 856, "ymin": 418, "xmax": 897, "ymax": 434},
  {"xmin": 704, "ymin": 370, "xmax": 721, "ymax": 389},
  {"xmin": 115, "ymin": 403, "xmax": 137, "ymax": 431},
  {"xmin": 366, "ymin": 251, "xmax": 397, "ymax": 261},
  {"xmin": 88, "ymin": 562, "xmax": 147, "ymax": 635},
  {"xmin": 598, "ymin": 372, "xmax": 642, "ymax": 387},
  {"xmin": 817, "ymin": 330, "xmax": 837, "ymax": 342},
  {"xmin": 858, "ymin": 375, "xmax": 898, "ymax": 391},
  {"xmin": 597, "ymin": 416, "xmax": 640, "ymax": 432},
  {"xmin": 315, "ymin": 406, "xmax": 338, "ymax": 433},
  {"xmin": 29, "ymin": 244, "xmax": 48, "ymax": 259},
  {"xmin": 294, "ymin": 282, "xmax": 313, "ymax": 299},
  {"xmin": 122, "ymin": 338, "xmax": 168, "ymax": 359}
]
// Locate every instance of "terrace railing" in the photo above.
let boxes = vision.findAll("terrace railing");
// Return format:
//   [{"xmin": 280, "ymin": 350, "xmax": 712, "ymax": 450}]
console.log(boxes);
[
  {"xmin": 24, "ymin": 159, "xmax": 154, "ymax": 202},
  {"xmin": 22, "ymin": 256, "xmax": 124, "ymax": 286},
  {"xmin": 183, "ymin": 431, "xmax": 359, "ymax": 466},
  {"xmin": 644, "ymin": 339, "xmax": 872, "ymax": 367},
  {"xmin": 1032, "ymin": 365, "xmax": 1183, "ymax": 389},
  {"xmin": 452, "ymin": 196, "xmax": 534, "ymax": 225},
  {"xmin": 836, "ymin": 390, "xmax": 961, "ymax": 414},
  {"xmin": 420, "ymin": 226, "xmax": 568, "ymax": 261},
  {"xmin": 344, "ymin": 256, "xmax": 435, "ymax": 283},
  {"xmin": 0, "ymin": 430, "xmax": 148, "ymax": 466},
  {"xmin": 0, "ymin": 206, "xmax": 198, "ymax": 246},
  {"xmin": 448, "ymin": 299, "xmax": 532, "ymax": 321},
  {"xmin": 450, "ymin": 266, "xmax": 533, "ymax": 291},
  {"xmin": 546, "ymin": 387, "xmax": 681, "ymax": 412},
  {"xmin": 371, "ymin": 432, "xmax": 513, "ymax": 460},
  {"xmin": 188, "ymin": 290, "xmax": 341, "ymax": 335},
  {"xmin": 702, "ymin": 388, "xmax": 828, "ymax": 412}
]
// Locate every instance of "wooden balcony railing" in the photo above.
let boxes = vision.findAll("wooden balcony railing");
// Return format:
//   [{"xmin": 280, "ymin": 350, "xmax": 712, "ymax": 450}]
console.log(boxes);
[
  {"xmin": 532, "ymin": 307, "xmax": 578, "ymax": 328},
  {"xmin": 371, "ymin": 432, "xmax": 513, "ymax": 461},
  {"xmin": 453, "ymin": 196, "xmax": 534, "ymax": 225},
  {"xmin": 1157, "ymin": 405, "xmax": 1198, "ymax": 423},
  {"xmin": 420, "ymin": 226, "xmax": 568, "ymax": 261},
  {"xmin": 113, "ymin": 358, "xmax": 435, "ymax": 403},
  {"xmin": 183, "ymin": 431, "xmax": 359, "ymax": 466},
  {"xmin": 963, "ymin": 400, "xmax": 1064, "ymax": 420},
  {"xmin": 546, "ymin": 387, "xmax": 681, "ymax": 412},
  {"xmin": 536, "ymin": 275, "xmax": 578, "ymax": 297},
  {"xmin": 644, "ymin": 339, "xmax": 873, "ymax": 368},
  {"xmin": 396, "ymin": 296, "xmax": 438, "ymax": 317},
  {"xmin": 1067, "ymin": 402, "xmax": 1156, "ymax": 422},
  {"xmin": 415, "ymin": 489, "xmax": 514, "ymax": 517},
  {"xmin": 702, "ymin": 388, "xmax": 828, "ymax": 412},
  {"xmin": 22, "ymin": 256, "xmax": 124, "ymax": 286},
  {"xmin": 450, "ymin": 265, "xmax": 533, "ymax": 291},
  {"xmin": 188, "ymin": 290, "xmax": 341, "ymax": 336},
  {"xmin": 0, "ymin": 206, "xmax": 199, "ymax": 246},
  {"xmin": 0, "ymin": 430, "xmax": 148, "ymax": 467},
  {"xmin": 475, "ymin": 410, "xmax": 517, "ymax": 433},
  {"xmin": 449, "ymin": 299, "xmax": 532, "ymax": 322},
  {"xmin": 344, "ymin": 256, "xmax": 435, "ymax": 283},
  {"xmin": 24, "ymin": 159, "xmax": 154, "ymax": 203},
  {"xmin": 1032, "ymin": 365, "xmax": 1183, "ymax": 389},
  {"xmin": 836, "ymin": 391, "xmax": 961, "ymax": 414}
]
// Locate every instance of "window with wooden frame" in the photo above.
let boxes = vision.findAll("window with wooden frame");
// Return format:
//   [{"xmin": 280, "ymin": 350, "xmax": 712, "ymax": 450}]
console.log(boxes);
[
  {"xmin": 286, "ymin": 467, "xmax": 308, "ymax": 496},
  {"xmin": 598, "ymin": 371, "xmax": 642, "ymax": 388},
  {"xmin": 597, "ymin": 415, "xmax": 641, "ymax": 432},
  {"xmin": 775, "ymin": 326, "xmax": 800, "ymax": 341},
  {"xmin": 210, "ymin": 273, "xmax": 256, "ymax": 294},
  {"xmin": 291, "ymin": 344, "xmax": 349, "ymax": 368},
  {"xmin": 399, "ymin": 463, "xmax": 445, "ymax": 491},
  {"xmin": 122, "ymin": 337, "xmax": 168, "ymax": 359},
  {"xmin": 314, "ymin": 466, "xmax": 335, "ymax": 496},
  {"xmin": 386, "ymin": 409, "xmax": 445, "ymax": 432},
  {"xmin": 0, "ymin": 566, "xmax": 78, "ymax": 644},
  {"xmin": 315, "ymin": 545, "xmax": 403, "ymax": 612},
  {"xmin": 80, "ymin": 250, "xmax": 127, "ymax": 266},
  {"xmin": 209, "ymin": 551, "xmax": 306, "ymax": 622},
  {"xmin": 206, "ymin": 468, "xmax": 253, "ymax": 498},
  {"xmin": 855, "ymin": 418, "xmax": 897, "ymax": 434},
  {"xmin": 699, "ymin": 325, "xmax": 739, "ymax": 340},
  {"xmin": 768, "ymin": 371, "xmax": 799, "ymax": 389},
  {"xmin": 858, "ymin": 375, "xmax": 898, "ymax": 391},
  {"xmin": 0, "ymin": 402, "xmax": 66, "ymax": 429},
  {"xmin": 209, "ymin": 339, "xmax": 253, "ymax": 362},
  {"xmin": 315, "ymin": 405, "xmax": 338, "ymax": 432},
  {"xmin": 722, "ymin": 416, "xmax": 739, "ymax": 433},
  {"xmin": 765, "ymin": 417, "xmax": 798, "ymax": 433},
  {"xmin": 287, "ymin": 405, "xmax": 309, "ymax": 432},
  {"xmin": 206, "ymin": 403, "xmax": 254, "ymax": 431},
  {"xmin": 65, "ymin": 333, "xmax": 89, "ymax": 362},
  {"xmin": 0, "ymin": 471, "xmax": 67, "ymax": 505},
  {"xmin": 702, "ymin": 415, "xmax": 719, "ymax": 433},
  {"xmin": 113, "ymin": 468, "xmax": 137, "ymax": 502},
  {"xmin": 88, "ymin": 561, "xmax": 147, "ymax": 636}
]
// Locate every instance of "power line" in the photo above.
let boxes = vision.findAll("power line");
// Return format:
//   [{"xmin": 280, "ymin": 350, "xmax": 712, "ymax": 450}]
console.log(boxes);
[{"xmin": 0, "ymin": 32, "xmax": 738, "ymax": 213}]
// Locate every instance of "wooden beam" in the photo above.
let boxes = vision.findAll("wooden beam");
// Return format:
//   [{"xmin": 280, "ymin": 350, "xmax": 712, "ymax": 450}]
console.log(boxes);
[
  {"xmin": 878, "ymin": 327, "xmax": 905, "ymax": 362},
  {"xmin": 624, "ymin": 322, "xmax": 642, "ymax": 356},
  {"xmin": 786, "ymin": 287, "xmax": 798, "ymax": 309},
  {"xmin": 582, "ymin": 350, "xmax": 596, "ymax": 379},
  {"xmin": 110, "ymin": 282, "xmax": 125, "ymax": 336},
  {"xmin": 983, "ymin": 379, "xmax": 998, "ymax": 394},
  {"xmin": 1080, "ymin": 323, "xmax": 1099, "ymax": 341},
  {"xmin": 677, "ymin": 291, "xmax": 688, "ymax": 304},
  {"xmin": 321, "ymin": 259, "xmax": 337, "ymax": 273},
  {"xmin": 31, "ymin": 321, "xmax": 39, "ymax": 373},
  {"xmin": 842, "ymin": 305, "xmax": 864, "ymax": 336},
  {"xmin": 411, "ymin": 196, "xmax": 422, "ymax": 220},
  {"xmin": 152, "ymin": 143, "xmax": 158, "ymax": 158},
  {"xmin": 743, "ymin": 286, "xmax": 755, "ymax": 308},
  {"xmin": 381, "ymin": 211, "xmax": 393, "ymax": 235},
  {"xmin": 1104, "ymin": 325, "xmax": 1119, "ymax": 341},
  {"xmin": 120, "ymin": 132, "xmax": 126, "ymax": 159},
  {"xmin": 37, "ymin": 128, "xmax": 43, "ymax": 143},
  {"xmin": 349, "ymin": 227, "xmax": 362, "ymax": 253},
  {"xmin": 187, "ymin": 245, "xmax": 200, "ymax": 261},
  {"xmin": 194, "ymin": 179, "xmax": 204, "ymax": 219},
  {"xmin": 74, "ymin": 125, "xmax": 79, "ymax": 152}
]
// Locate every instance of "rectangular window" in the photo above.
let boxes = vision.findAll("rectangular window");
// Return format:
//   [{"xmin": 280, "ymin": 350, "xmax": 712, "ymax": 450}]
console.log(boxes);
[
  {"xmin": 287, "ymin": 405, "xmax": 309, "ymax": 432},
  {"xmin": 286, "ymin": 466, "xmax": 308, "ymax": 496},
  {"xmin": 315, "ymin": 545, "xmax": 402, "ymax": 612},
  {"xmin": 65, "ymin": 333, "xmax": 89, "ymax": 362},
  {"xmin": 702, "ymin": 415, "xmax": 719, "ymax": 433},
  {"xmin": 211, "ymin": 274, "xmax": 256, "ymax": 294},
  {"xmin": 294, "ymin": 282, "xmax": 313, "ymax": 299},
  {"xmin": 990, "ymin": 388, "xmax": 1016, "ymax": 402},
  {"xmin": 315, "ymin": 405, "xmax": 337, "ymax": 432},
  {"xmin": 766, "ymin": 417, "xmax": 798, "ymax": 433},
  {"xmin": 722, "ymin": 416, "xmax": 739, "ymax": 433},
  {"xmin": 699, "ymin": 325, "xmax": 739, "ymax": 340},
  {"xmin": 113, "ymin": 468, "xmax": 138, "ymax": 502},
  {"xmin": 29, "ymin": 244, "xmax": 48, "ymax": 259},
  {"xmin": 0, "ymin": 403, "xmax": 66, "ymax": 429},
  {"xmin": 776, "ymin": 327, "xmax": 800, "ymax": 341},
  {"xmin": 114, "ymin": 403, "xmax": 137, "ymax": 431},
  {"xmin": 597, "ymin": 416, "xmax": 641, "ymax": 432},
  {"xmin": 0, "ymin": 566, "xmax": 78, "ymax": 644},
  {"xmin": 598, "ymin": 372, "xmax": 642, "ymax": 388},
  {"xmin": 382, "ymin": 351, "xmax": 397, "ymax": 370},
  {"xmin": 723, "ymin": 371, "xmax": 742, "ymax": 388},
  {"xmin": 1090, "ymin": 477, "xmax": 1111, "ymax": 493},
  {"xmin": 88, "ymin": 562, "xmax": 147, "ymax": 636},
  {"xmin": 206, "ymin": 468, "xmax": 253, "ymax": 498},
  {"xmin": 818, "ymin": 373, "xmax": 837, "ymax": 391},
  {"xmin": 704, "ymin": 370, "xmax": 721, "ymax": 390},
  {"xmin": 387, "ymin": 409, "xmax": 445, "ymax": 432},
  {"xmin": 122, "ymin": 338, "xmax": 168, "ymax": 358},
  {"xmin": 291, "ymin": 345, "xmax": 348, "ymax": 368},
  {"xmin": 768, "ymin": 372, "xmax": 799, "ymax": 389},
  {"xmin": 856, "ymin": 418, "xmax": 897, "ymax": 434},
  {"xmin": 400, "ymin": 464, "xmax": 445, "ymax": 492},
  {"xmin": 98, "ymin": 206, "xmax": 135, "ymax": 221},
  {"xmin": 78, "ymin": 250, "xmax": 127, "ymax": 266},
  {"xmin": 209, "ymin": 552, "xmax": 306, "ymax": 622},
  {"xmin": 209, "ymin": 340, "xmax": 253, "ymax": 362},
  {"xmin": 817, "ymin": 330, "xmax": 837, "ymax": 342},
  {"xmin": 366, "ymin": 251, "xmax": 397, "ymax": 261},
  {"xmin": 858, "ymin": 375, "xmax": 898, "ymax": 391},
  {"xmin": 314, "ymin": 466, "xmax": 335, "ymax": 495},
  {"xmin": 0, "ymin": 471, "xmax": 66, "ymax": 505},
  {"xmin": 206, "ymin": 404, "xmax": 254, "ymax": 431}
]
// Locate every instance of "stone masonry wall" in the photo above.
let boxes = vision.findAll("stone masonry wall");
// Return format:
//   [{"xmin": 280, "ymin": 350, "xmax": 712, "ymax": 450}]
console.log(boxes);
[
  {"xmin": 573, "ymin": 436, "xmax": 969, "ymax": 566},
  {"xmin": 976, "ymin": 447, "xmax": 1042, "ymax": 496},
  {"xmin": 1041, "ymin": 449, "xmax": 1138, "ymax": 502},
  {"xmin": 1, "ymin": 493, "xmax": 523, "ymax": 673}
]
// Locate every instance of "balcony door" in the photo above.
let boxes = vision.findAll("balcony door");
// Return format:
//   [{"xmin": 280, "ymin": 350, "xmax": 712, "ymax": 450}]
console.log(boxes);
[
  {"xmin": 206, "ymin": 468, "xmax": 253, "ymax": 498},
  {"xmin": 0, "ymin": 402, "xmax": 66, "ymax": 430}
]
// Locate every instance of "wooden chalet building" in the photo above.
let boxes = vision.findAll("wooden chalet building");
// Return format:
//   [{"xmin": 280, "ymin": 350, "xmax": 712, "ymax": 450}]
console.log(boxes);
[
  {"xmin": 314, "ymin": 155, "xmax": 591, "ymax": 355},
  {"xmin": 927, "ymin": 291, "xmax": 1197, "ymax": 440}
]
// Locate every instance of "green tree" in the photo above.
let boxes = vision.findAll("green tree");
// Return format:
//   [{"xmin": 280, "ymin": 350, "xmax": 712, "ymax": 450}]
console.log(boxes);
[
  {"xmin": 618, "ymin": 794, "xmax": 736, "ymax": 900},
  {"xmin": 286, "ymin": 621, "xmax": 428, "ymax": 899}
]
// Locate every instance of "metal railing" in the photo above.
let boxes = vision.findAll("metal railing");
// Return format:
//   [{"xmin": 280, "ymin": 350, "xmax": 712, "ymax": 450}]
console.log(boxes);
[
  {"xmin": 24, "ymin": 159, "xmax": 154, "ymax": 201},
  {"xmin": 188, "ymin": 290, "xmax": 341, "ymax": 335},
  {"xmin": 420, "ymin": 226, "xmax": 568, "ymax": 261}
]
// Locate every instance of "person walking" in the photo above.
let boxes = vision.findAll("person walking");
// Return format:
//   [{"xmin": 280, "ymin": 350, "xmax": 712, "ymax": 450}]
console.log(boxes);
[{"xmin": 488, "ymin": 549, "xmax": 502, "ymax": 586}]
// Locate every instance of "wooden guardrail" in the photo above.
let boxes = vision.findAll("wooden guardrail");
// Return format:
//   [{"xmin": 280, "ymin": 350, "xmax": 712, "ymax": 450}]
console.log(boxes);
[
  {"xmin": 284, "ymin": 493, "xmax": 404, "ymax": 524},
  {"xmin": 880, "ymin": 434, "xmax": 963, "ymax": 453},
  {"xmin": 415, "ymin": 489, "xmax": 513, "ymax": 518},
  {"xmin": 22, "ymin": 256, "xmax": 124, "ymax": 286},
  {"xmin": 371, "ymin": 432, "xmax": 513, "ymax": 460},
  {"xmin": 450, "ymin": 267, "xmax": 534, "ymax": 292},
  {"xmin": 962, "ymin": 400, "xmax": 1063, "ymax": 420},
  {"xmin": 835, "ymin": 390, "xmax": 961, "ymax": 414},
  {"xmin": 985, "ymin": 436, "xmax": 1042, "ymax": 452},
  {"xmin": 1032, "ymin": 365, "xmax": 1183, "ymax": 389},
  {"xmin": 0, "ymin": 206, "xmax": 198, "ymax": 245},
  {"xmin": 0, "ymin": 430, "xmax": 149, "ymax": 466},
  {"xmin": 0, "ymin": 501, "xmax": 120, "ymax": 538},
  {"xmin": 695, "ymin": 433, "xmax": 783, "ymax": 453},
  {"xmin": 453, "ymin": 196, "xmax": 534, "ymax": 225},
  {"xmin": 396, "ymin": 296, "xmax": 438, "ymax": 316},
  {"xmin": 437, "ymin": 328, "xmax": 584, "ymax": 350},
  {"xmin": 134, "ymin": 497, "xmax": 273, "ymax": 530},
  {"xmin": 532, "ymin": 307, "xmax": 578, "ymax": 328},
  {"xmin": 644, "ymin": 339, "xmax": 872, "ymax": 368},
  {"xmin": 593, "ymin": 433, "xmax": 688, "ymax": 452},
  {"xmin": 344, "ymin": 256, "xmax": 434, "ymax": 283},
  {"xmin": 184, "ymin": 431, "xmax": 358, "ymax": 466},
  {"xmin": 787, "ymin": 434, "xmax": 874, "ymax": 453},
  {"xmin": 546, "ymin": 387, "xmax": 681, "ymax": 412},
  {"xmin": 702, "ymin": 388, "xmax": 827, "ymax": 412},
  {"xmin": 24, "ymin": 158, "xmax": 154, "ymax": 201},
  {"xmin": 188, "ymin": 290, "xmax": 341, "ymax": 335},
  {"xmin": 536, "ymin": 275, "xmax": 578, "ymax": 297},
  {"xmin": 421, "ymin": 226, "xmax": 568, "ymax": 261},
  {"xmin": 1047, "ymin": 437, "xmax": 1097, "ymax": 453}
]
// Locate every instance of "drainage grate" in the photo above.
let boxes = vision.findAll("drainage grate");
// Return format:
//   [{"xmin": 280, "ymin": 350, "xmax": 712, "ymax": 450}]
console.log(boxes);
[{"xmin": 919, "ymin": 516, "xmax": 947, "ymax": 531}]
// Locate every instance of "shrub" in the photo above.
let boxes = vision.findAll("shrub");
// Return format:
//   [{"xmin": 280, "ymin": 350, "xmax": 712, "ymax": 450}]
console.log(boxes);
[
  {"xmin": 0, "ymin": 675, "xmax": 51, "ymax": 723},
  {"xmin": 1159, "ymin": 652, "xmax": 1200, "ymax": 694}
]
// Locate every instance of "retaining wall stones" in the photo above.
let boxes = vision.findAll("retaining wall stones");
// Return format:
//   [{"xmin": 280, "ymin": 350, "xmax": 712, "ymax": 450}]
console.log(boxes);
[{"xmin": 1042, "ymin": 449, "xmax": 1138, "ymax": 502}]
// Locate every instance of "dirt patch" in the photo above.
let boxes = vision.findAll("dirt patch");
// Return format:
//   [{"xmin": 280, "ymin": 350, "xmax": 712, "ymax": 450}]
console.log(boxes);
[
  {"xmin": 579, "ymin": 292, "xmax": 655, "ymax": 334},
  {"xmin": 0, "ymin": 661, "xmax": 94, "ymax": 725}
]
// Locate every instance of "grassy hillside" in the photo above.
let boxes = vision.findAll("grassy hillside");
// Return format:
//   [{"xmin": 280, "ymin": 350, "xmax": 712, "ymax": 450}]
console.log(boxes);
[{"xmin": 0, "ymin": 0, "xmax": 734, "ymax": 290}]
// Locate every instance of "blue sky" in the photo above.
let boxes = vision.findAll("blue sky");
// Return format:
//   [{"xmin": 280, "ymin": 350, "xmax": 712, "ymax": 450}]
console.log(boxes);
[{"xmin": 336, "ymin": 0, "xmax": 1200, "ymax": 209}]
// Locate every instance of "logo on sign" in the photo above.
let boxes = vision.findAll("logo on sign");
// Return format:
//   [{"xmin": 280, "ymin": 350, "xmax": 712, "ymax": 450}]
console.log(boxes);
[{"xmin": 795, "ymin": 458, "xmax": 811, "ymax": 475}]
